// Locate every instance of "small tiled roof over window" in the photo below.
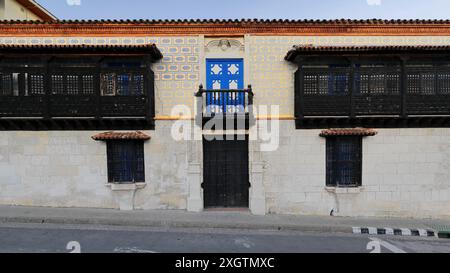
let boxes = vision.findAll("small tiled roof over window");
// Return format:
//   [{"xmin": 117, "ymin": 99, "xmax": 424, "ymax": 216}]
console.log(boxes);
[
  {"xmin": 319, "ymin": 128, "xmax": 378, "ymax": 137},
  {"xmin": 92, "ymin": 131, "xmax": 151, "ymax": 141}
]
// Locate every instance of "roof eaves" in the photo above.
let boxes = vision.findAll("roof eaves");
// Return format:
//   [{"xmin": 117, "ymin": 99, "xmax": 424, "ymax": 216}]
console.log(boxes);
[
  {"xmin": 0, "ymin": 44, "xmax": 163, "ymax": 61},
  {"xmin": 2, "ymin": 18, "xmax": 450, "ymax": 25},
  {"xmin": 285, "ymin": 45, "xmax": 450, "ymax": 62}
]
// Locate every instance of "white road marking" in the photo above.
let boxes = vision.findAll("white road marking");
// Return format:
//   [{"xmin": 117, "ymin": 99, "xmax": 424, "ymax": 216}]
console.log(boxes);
[
  {"xmin": 418, "ymin": 229, "xmax": 428, "ymax": 237},
  {"xmin": 369, "ymin": 237, "xmax": 407, "ymax": 253},
  {"xmin": 352, "ymin": 227, "xmax": 361, "ymax": 234},
  {"xmin": 114, "ymin": 247, "xmax": 158, "ymax": 253},
  {"xmin": 366, "ymin": 240, "xmax": 381, "ymax": 253},
  {"xmin": 66, "ymin": 241, "xmax": 81, "ymax": 253},
  {"xmin": 384, "ymin": 228, "xmax": 394, "ymax": 235},
  {"xmin": 368, "ymin": 227, "xmax": 378, "ymax": 235},
  {"xmin": 401, "ymin": 228, "xmax": 412, "ymax": 236},
  {"xmin": 234, "ymin": 237, "xmax": 254, "ymax": 249}
]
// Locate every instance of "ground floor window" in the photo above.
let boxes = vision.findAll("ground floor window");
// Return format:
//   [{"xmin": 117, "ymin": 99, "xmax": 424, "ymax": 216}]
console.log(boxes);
[
  {"xmin": 326, "ymin": 136, "xmax": 362, "ymax": 187},
  {"xmin": 106, "ymin": 140, "xmax": 145, "ymax": 183}
]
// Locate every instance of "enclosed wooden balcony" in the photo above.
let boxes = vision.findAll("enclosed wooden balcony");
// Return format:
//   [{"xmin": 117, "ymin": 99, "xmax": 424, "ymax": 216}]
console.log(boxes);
[
  {"xmin": 0, "ymin": 44, "xmax": 162, "ymax": 130},
  {"xmin": 286, "ymin": 45, "xmax": 450, "ymax": 128}
]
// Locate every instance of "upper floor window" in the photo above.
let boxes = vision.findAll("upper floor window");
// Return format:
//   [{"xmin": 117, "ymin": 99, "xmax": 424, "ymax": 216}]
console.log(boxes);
[
  {"xmin": 302, "ymin": 63, "xmax": 402, "ymax": 96},
  {"xmin": 100, "ymin": 60, "xmax": 147, "ymax": 96},
  {"xmin": 100, "ymin": 73, "xmax": 145, "ymax": 96},
  {"xmin": 406, "ymin": 63, "xmax": 450, "ymax": 95},
  {"xmin": 0, "ymin": 58, "xmax": 46, "ymax": 97},
  {"xmin": 0, "ymin": 57, "xmax": 149, "ymax": 97},
  {"xmin": 303, "ymin": 67, "xmax": 350, "ymax": 96}
]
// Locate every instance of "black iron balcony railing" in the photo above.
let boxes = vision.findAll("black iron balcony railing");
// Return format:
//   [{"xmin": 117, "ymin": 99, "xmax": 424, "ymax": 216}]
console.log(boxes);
[
  {"xmin": 194, "ymin": 84, "xmax": 254, "ymax": 130},
  {"xmin": 195, "ymin": 84, "xmax": 254, "ymax": 117}
]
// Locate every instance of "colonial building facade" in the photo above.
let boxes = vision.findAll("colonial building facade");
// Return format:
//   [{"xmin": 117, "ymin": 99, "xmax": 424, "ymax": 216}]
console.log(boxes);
[{"xmin": 1, "ymin": 19, "xmax": 450, "ymax": 218}]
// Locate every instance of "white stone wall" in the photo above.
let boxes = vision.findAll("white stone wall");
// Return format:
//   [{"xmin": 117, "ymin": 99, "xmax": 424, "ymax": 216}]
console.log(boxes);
[
  {"xmin": 135, "ymin": 121, "xmax": 188, "ymax": 210},
  {"xmin": 1, "ymin": 122, "xmax": 450, "ymax": 218},
  {"xmin": 0, "ymin": 121, "xmax": 188, "ymax": 210},
  {"xmin": 256, "ymin": 121, "xmax": 450, "ymax": 218},
  {"xmin": 0, "ymin": 131, "xmax": 114, "ymax": 208}
]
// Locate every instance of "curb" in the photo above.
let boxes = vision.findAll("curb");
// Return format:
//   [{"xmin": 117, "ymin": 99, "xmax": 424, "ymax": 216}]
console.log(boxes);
[
  {"xmin": 0, "ymin": 215, "xmax": 352, "ymax": 233},
  {"xmin": 0, "ymin": 214, "xmax": 444, "ymax": 238},
  {"xmin": 353, "ymin": 227, "xmax": 437, "ymax": 237}
]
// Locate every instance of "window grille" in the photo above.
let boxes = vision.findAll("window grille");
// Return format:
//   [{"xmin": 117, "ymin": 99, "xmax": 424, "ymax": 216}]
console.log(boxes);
[
  {"xmin": 51, "ymin": 75, "xmax": 64, "ymax": 95},
  {"xmin": 29, "ymin": 74, "xmax": 45, "ymax": 95},
  {"xmin": 0, "ymin": 74, "xmax": 12, "ymax": 96},
  {"xmin": 326, "ymin": 136, "xmax": 362, "ymax": 187},
  {"xmin": 106, "ymin": 140, "xmax": 145, "ymax": 183},
  {"xmin": 406, "ymin": 66, "xmax": 450, "ymax": 95},
  {"xmin": 101, "ymin": 72, "xmax": 145, "ymax": 96}
]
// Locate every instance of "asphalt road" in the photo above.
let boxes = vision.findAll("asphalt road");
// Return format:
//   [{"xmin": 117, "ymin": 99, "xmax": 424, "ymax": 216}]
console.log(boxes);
[{"xmin": 0, "ymin": 222, "xmax": 449, "ymax": 253}]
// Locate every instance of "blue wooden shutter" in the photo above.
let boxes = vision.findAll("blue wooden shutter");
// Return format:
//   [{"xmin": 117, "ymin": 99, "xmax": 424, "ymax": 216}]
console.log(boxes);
[{"xmin": 206, "ymin": 59, "xmax": 244, "ymax": 113}]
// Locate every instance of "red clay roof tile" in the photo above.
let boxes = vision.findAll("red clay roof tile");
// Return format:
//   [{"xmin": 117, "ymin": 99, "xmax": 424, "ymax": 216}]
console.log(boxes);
[
  {"xmin": 285, "ymin": 45, "xmax": 450, "ymax": 61},
  {"xmin": 0, "ymin": 44, "xmax": 163, "ymax": 60},
  {"xmin": 319, "ymin": 128, "xmax": 378, "ymax": 137},
  {"xmin": 2, "ymin": 19, "xmax": 450, "ymax": 25},
  {"xmin": 92, "ymin": 131, "xmax": 151, "ymax": 141}
]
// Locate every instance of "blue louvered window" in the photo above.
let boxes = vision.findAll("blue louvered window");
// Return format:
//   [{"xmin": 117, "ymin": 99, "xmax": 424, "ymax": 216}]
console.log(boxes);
[
  {"xmin": 106, "ymin": 140, "xmax": 145, "ymax": 183},
  {"xmin": 328, "ymin": 64, "xmax": 350, "ymax": 95},
  {"xmin": 101, "ymin": 73, "xmax": 145, "ymax": 96},
  {"xmin": 326, "ymin": 136, "xmax": 362, "ymax": 187},
  {"xmin": 206, "ymin": 59, "xmax": 244, "ymax": 113}
]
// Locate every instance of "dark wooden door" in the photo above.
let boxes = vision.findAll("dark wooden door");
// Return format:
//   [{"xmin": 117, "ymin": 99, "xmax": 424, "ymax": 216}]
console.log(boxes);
[{"xmin": 203, "ymin": 136, "xmax": 249, "ymax": 208}]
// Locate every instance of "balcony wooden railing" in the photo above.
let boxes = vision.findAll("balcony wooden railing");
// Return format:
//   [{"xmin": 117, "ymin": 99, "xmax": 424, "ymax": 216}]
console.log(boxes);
[
  {"xmin": 0, "ymin": 95, "xmax": 149, "ymax": 118},
  {"xmin": 296, "ymin": 65, "xmax": 450, "ymax": 118},
  {"xmin": 0, "ymin": 71, "xmax": 152, "ymax": 120}
]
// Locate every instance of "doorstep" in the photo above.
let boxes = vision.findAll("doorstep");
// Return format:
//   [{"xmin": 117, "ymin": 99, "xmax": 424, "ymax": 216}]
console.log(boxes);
[{"xmin": 203, "ymin": 207, "xmax": 250, "ymax": 213}]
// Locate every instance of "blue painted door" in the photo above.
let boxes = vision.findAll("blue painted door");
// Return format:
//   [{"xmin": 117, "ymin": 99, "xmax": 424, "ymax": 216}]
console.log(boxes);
[{"xmin": 206, "ymin": 59, "xmax": 244, "ymax": 113}]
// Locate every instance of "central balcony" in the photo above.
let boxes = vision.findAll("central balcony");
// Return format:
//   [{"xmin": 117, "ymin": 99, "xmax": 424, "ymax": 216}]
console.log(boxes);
[{"xmin": 195, "ymin": 84, "xmax": 254, "ymax": 130}]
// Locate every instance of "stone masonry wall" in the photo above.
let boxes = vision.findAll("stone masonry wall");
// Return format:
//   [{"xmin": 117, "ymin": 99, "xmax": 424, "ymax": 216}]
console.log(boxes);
[
  {"xmin": 257, "ymin": 121, "xmax": 450, "ymax": 218},
  {"xmin": 0, "ymin": 121, "xmax": 188, "ymax": 210}
]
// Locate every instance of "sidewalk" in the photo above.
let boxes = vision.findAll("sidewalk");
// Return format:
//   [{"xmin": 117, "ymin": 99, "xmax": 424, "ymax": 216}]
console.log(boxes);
[{"xmin": 0, "ymin": 205, "xmax": 449, "ymax": 235}]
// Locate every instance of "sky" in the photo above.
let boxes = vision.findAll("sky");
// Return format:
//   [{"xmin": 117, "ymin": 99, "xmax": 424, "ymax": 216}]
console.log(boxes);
[{"xmin": 35, "ymin": 0, "xmax": 450, "ymax": 20}]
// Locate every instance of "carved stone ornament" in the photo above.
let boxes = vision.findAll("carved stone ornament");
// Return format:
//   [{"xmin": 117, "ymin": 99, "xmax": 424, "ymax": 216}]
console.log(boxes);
[{"xmin": 205, "ymin": 38, "xmax": 244, "ymax": 53}]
